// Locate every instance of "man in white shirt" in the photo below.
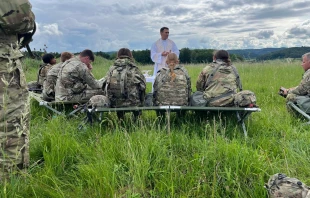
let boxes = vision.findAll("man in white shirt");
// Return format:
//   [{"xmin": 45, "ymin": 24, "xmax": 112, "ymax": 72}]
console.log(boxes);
[{"xmin": 151, "ymin": 27, "xmax": 179, "ymax": 76}]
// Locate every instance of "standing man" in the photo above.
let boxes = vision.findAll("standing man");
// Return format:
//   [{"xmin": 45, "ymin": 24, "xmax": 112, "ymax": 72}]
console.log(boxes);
[
  {"xmin": 151, "ymin": 27, "xmax": 179, "ymax": 76},
  {"xmin": 0, "ymin": 0, "xmax": 35, "ymax": 179}
]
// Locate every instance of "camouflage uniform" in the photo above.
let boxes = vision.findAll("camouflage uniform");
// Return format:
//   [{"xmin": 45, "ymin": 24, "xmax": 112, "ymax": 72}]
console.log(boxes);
[
  {"xmin": 42, "ymin": 62, "xmax": 63, "ymax": 101},
  {"xmin": 196, "ymin": 59, "xmax": 239, "ymax": 107},
  {"xmin": 105, "ymin": 58, "xmax": 146, "ymax": 108},
  {"xmin": 55, "ymin": 57, "xmax": 104, "ymax": 102},
  {"xmin": 286, "ymin": 69, "xmax": 310, "ymax": 102},
  {"xmin": 38, "ymin": 63, "xmax": 53, "ymax": 88},
  {"xmin": 153, "ymin": 65, "xmax": 191, "ymax": 106},
  {"xmin": 0, "ymin": 0, "xmax": 34, "ymax": 179}
]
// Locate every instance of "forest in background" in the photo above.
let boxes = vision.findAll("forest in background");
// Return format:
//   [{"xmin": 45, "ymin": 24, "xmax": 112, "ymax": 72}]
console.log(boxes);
[{"xmin": 22, "ymin": 46, "xmax": 310, "ymax": 64}]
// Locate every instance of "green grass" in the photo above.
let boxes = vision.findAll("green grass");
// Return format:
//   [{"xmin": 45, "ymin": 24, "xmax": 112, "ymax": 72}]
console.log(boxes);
[{"xmin": 2, "ymin": 57, "xmax": 310, "ymax": 197}]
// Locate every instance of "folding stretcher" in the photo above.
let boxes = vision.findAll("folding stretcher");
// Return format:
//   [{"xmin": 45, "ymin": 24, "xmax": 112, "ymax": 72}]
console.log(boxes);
[
  {"xmin": 80, "ymin": 105, "xmax": 261, "ymax": 137},
  {"xmin": 29, "ymin": 92, "xmax": 85, "ymax": 117},
  {"xmin": 287, "ymin": 101, "xmax": 310, "ymax": 125}
]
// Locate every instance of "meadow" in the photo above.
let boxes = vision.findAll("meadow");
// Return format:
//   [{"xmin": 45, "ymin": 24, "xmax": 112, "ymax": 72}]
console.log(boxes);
[{"xmin": 1, "ymin": 56, "xmax": 310, "ymax": 198}]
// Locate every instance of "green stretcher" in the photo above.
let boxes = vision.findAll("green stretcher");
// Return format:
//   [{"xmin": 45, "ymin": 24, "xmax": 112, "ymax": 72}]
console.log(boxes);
[
  {"xmin": 80, "ymin": 105, "xmax": 261, "ymax": 137},
  {"xmin": 29, "ymin": 92, "xmax": 85, "ymax": 117},
  {"xmin": 287, "ymin": 101, "xmax": 310, "ymax": 124}
]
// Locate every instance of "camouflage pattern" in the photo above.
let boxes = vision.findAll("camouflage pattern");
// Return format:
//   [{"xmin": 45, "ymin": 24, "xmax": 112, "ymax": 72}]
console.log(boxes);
[
  {"xmin": 286, "ymin": 69, "xmax": 310, "ymax": 103},
  {"xmin": 104, "ymin": 57, "xmax": 146, "ymax": 107},
  {"xmin": 265, "ymin": 173, "xmax": 310, "ymax": 198},
  {"xmin": 0, "ymin": 0, "xmax": 35, "ymax": 35},
  {"xmin": 234, "ymin": 90, "xmax": 257, "ymax": 107},
  {"xmin": 38, "ymin": 63, "xmax": 53, "ymax": 88},
  {"xmin": 153, "ymin": 65, "xmax": 191, "ymax": 106},
  {"xmin": 55, "ymin": 57, "xmax": 105, "ymax": 102},
  {"xmin": 196, "ymin": 59, "xmax": 239, "ymax": 107},
  {"xmin": 88, "ymin": 95, "xmax": 110, "ymax": 109},
  {"xmin": 0, "ymin": 0, "xmax": 35, "ymax": 178},
  {"xmin": 42, "ymin": 62, "xmax": 63, "ymax": 101}
]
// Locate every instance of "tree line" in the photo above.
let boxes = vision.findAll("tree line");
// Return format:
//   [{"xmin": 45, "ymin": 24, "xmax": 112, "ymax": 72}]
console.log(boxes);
[{"xmin": 22, "ymin": 48, "xmax": 244, "ymax": 64}]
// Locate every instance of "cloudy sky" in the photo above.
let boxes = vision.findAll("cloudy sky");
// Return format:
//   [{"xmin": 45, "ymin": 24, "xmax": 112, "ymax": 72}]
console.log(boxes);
[{"xmin": 30, "ymin": 0, "xmax": 310, "ymax": 53}]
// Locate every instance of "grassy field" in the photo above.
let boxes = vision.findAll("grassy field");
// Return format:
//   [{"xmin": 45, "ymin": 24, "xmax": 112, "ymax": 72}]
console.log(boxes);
[{"xmin": 2, "ymin": 56, "xmax": 310, "ymax": 197}]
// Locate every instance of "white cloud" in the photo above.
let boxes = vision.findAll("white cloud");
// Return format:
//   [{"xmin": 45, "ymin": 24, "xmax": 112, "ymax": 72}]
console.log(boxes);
[{"xmin": 28, "ymin": 0, "xmax": 310, "ymax": 53}]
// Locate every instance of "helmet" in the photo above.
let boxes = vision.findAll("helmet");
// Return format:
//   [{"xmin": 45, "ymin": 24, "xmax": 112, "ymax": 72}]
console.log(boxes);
[{"xmin": 88, "ymin": 95, "xmax": 110, "ymax": 109}]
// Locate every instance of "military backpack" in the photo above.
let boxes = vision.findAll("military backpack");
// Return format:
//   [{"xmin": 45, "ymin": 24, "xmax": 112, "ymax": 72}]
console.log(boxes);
[
  {"xmin": 104, "ymin": 58, "xmax": 146, "ymax": 107},
  {"xmin": 153, "ymin": 65, "xmax": 191, "ymax": 106},
  {"xmin": 265, "ymin": 173, "xmax": 310, "ymax": 198},
  {"xmin": 199, "ymin": 61, "xmax": 242, "ymax": 107}
]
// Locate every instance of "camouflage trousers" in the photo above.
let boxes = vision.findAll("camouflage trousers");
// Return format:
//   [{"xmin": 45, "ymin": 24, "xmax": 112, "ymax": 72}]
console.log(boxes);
[
  {"xmin": 61, "ymin": 88, "xmax": 105, "ymax": 103},
  {"xmin": 0, "ymin": 58, "xmax": 29, "ymax": 180}
]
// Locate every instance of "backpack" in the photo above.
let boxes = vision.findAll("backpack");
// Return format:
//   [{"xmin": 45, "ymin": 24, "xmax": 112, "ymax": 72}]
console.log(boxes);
[
  {"xmin": 0, "ymin": 0, "xmax": 35, "ymax": 35},
  {"xmin": 202, "ymin": 61, "xmax": 242, "ymax": 107},
  {"xmin": 265, "ymin": 173, "xmax": 310, "ymax": 198},
  {"xmin": 153, "ymin": 65, "xmax": 191, "ymax": 106},
  {"xmin": 190, "ymin": 91, "xmax": 208, "ymax": 107},
  {"xmin": 234, "ymin": 90, "xmax": 257, "ymax": 107},
  {"xmin": 104, "ymin": 58, "xmax": 146, "ymax": 108}
]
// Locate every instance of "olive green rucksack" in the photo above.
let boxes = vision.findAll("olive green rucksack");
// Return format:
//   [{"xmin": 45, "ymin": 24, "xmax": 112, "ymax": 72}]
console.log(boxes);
[
  {"xmin": 104, "ymin": 58, "xmax": 146, "ymax": 108},
  {"xmin": 265, "ymin": 173, "xmax": 310, "ymax": 198},
  {"xmin": 153, "ymin": 65, "xmax": 191, "ymax": 106}
]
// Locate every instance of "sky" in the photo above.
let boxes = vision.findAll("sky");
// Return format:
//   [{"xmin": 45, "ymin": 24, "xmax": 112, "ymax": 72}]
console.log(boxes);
[{"xmin": 30, "ymin": 0, "xmax": 310, "ymax": 53}]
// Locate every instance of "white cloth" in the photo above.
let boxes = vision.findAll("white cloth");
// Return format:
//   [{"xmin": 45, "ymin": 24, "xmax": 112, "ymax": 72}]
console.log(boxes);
[{"xmin": 150, "ymin": 38, "xmax": 179, "ymax": 76}]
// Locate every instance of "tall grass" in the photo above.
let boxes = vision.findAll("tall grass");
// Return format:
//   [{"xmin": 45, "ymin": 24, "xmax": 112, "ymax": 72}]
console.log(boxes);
[{"xmin": 2, "ymin": 57, "xmax": 310, "ymax": 197}]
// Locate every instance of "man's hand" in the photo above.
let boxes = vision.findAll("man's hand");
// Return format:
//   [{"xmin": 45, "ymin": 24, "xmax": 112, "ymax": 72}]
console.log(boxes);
[
  {"xmin": 278, "ymin": 87, "xmax": 288, "ymax": 98},
  {"xmin": 161, "ymin": 51, "xmax": 169, "ymax": 56}
]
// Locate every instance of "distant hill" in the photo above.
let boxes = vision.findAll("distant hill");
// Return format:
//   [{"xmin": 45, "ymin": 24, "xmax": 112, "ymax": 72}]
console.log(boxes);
[
  {"xmin": 256, "ymin": 47, "xmax": 310, "ymax": 60},
  {"xmin": 227, "ymin": 48, "xmax": 284, "ymax": 59}
]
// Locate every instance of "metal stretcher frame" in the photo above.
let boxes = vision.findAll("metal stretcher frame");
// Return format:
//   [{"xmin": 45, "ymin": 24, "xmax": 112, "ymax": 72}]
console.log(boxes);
[
  {"xmin": 287, "ymin": 101, "xmax": 310, "ymax": 125},
  {"xmin": 82, "ymin": 105, "xmax": 261, "ymax": 137},
  {"xmin": 29, "ymin": 92, "xmax": 85, "ymax": 117}
]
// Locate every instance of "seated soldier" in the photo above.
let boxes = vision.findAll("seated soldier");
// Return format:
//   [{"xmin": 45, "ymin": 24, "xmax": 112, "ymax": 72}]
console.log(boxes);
[
  {"xmin": 104, "ymin": 48, "xmax": 146, "ymax": 120},
  {"xmin": 55, "ymin": 49, "xmax": 105, "ymax": 102},
  {"xmin": 42, "ymin": 52, "xmax": 74, "ymax": 101},
  {"xmin": 28, "ymin": 53, "xmax": 57, "ymax": 92},
  {"xmin": 279, "ymin": 52, "xmax": 310, "ymax": 113},
  {"xmin": 153, "ymin": 53, "xmax": 191, "ymax": 107},
  {"xmin": 195, "ymin": 50, "xmax": 242, "ymax": 107},
  {"xmin": 279, "ymin": 52, "xmax": 310, "ymax": 102}
]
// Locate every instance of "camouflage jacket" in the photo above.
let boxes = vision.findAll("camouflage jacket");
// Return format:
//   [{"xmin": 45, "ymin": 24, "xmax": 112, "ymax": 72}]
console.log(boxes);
[
  {"xmin": 288, "ymin": 69, "xmax": 310, "ymax": 96},
  {"xmin": 42, "ymin": 62, "xmax": 63, "ymax": 100},
  {"xmin": 55, "ymin": 57, "xmax": 104, "ymax": 101},
  {"xmin": 196, "ymin": 60, "xmax": 239, "ymax": 99},
  {"xmin": 38, "ymin": 63, "xmax": 53, "ymax": 87}
]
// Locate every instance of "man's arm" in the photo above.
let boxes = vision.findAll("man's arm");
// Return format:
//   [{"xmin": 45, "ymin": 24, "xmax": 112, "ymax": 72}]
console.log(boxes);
[
  {"xmin": 80, "ymin": 65, "xmax": 103, "ymax": 89},
  {"xmin": 171, "ymin": 41, "xmax": 179, "ymax": 57},
  {"xmin": 151, "ymin": 42, "xmax": 162, "ymax": 64}
]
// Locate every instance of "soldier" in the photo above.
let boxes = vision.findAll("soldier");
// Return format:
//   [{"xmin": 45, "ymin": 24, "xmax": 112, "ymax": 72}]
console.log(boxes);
[
  {"xmin": 196, "ymin": 50, "xmax": 242, "ymax": 107},
  {"xmin": 0, "ymin": 0, "xmax": 35, "ymax": 179},
  {"xmin": 55, "ymin": 49, "xmax": 105, "ymax": 102},
  {"xmin": 38, "ymin": 53, "xmax": 57, "ymax": 88},
  {"xmin": 104, "ymin": 48, "xmax": 146, "ymax": 120},
  {"xmin": 153, "ymin": 52, "xmax": 191, "ymax": 106},
  {"xmin": 279, "ymin": 52, "xmax": 310, "ymax": 102},
  {"xmin": 42, "ymin": 52, "xmax": 74, "ymax": 101}
]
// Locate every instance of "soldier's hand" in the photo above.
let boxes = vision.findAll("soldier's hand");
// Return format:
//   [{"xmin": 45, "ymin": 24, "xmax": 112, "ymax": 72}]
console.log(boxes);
[{"xmin": 278, "ymin": 87, "xmax": 288, "ymax": 98}]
